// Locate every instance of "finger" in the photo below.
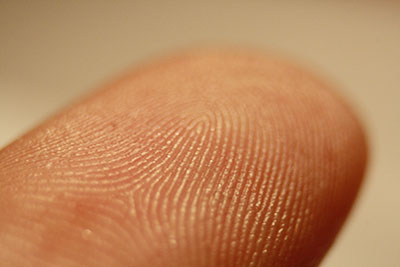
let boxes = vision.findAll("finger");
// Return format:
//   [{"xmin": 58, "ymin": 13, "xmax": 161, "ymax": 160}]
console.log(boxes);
[{"xmin": 0, "ymin": 49, "xmax": 367, "ymax": 267}]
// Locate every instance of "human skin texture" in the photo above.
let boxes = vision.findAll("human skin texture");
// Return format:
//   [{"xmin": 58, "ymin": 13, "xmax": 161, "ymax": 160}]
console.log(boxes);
[{"xmin": 0, "ymin": 50, "xmax": 367, "ymax": 267}]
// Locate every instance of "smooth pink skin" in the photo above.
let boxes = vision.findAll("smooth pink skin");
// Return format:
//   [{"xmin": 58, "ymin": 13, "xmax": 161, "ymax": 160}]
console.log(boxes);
[{"xmin": 0, "ymin": 50, "xmax": 367, "ymax": 267}]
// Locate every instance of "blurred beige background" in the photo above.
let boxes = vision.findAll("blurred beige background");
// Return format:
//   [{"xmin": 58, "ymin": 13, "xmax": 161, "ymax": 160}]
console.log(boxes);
[{"xmin": 1, "ymin": 1, "xmax": 399, "ymax": 266}]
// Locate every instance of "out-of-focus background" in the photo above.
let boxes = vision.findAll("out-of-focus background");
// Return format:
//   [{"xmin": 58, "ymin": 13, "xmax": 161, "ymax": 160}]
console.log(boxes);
[{"xmin": 0, "ymin": 1, "xmax": 399, "ymax": 266}]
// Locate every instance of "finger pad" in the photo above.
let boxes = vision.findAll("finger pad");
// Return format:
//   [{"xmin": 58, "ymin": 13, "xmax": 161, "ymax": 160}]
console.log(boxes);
[{"xmin": 0, "ymin": 50, "xmax": 367, "ymax": 267}]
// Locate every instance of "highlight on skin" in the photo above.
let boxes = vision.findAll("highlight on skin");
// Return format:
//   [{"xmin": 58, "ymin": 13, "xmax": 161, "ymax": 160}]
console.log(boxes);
[{"xmin": 0, "ymin": 49, "xmax": 367, "ymax": 267}]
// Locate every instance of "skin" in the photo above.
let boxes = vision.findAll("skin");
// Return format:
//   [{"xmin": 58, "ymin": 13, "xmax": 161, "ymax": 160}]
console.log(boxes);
[{"xmin": 0, "ymin": 49, "xmax": 367, "ymax": 267}]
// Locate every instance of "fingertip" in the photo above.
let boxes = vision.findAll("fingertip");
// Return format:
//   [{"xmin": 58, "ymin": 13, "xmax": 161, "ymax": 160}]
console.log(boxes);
[{"xmin": 0, "ymin": 49, "xmax": 368, "ymax": 267}]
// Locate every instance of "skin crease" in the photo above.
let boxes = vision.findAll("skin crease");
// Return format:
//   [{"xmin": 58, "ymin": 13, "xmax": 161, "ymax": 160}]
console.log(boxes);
[{"xmin": 0, "ymin": 49, "xmax": 367, "ymax": 267}]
